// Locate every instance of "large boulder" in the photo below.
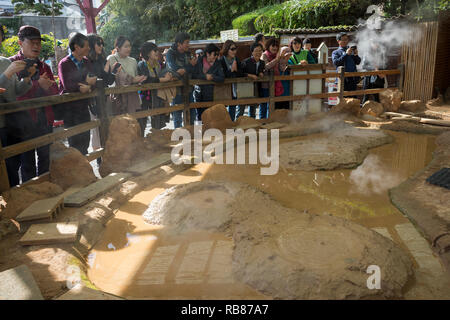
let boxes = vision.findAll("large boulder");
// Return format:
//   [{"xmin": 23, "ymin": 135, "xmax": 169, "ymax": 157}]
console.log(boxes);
[
  {"xmin": 201, "ymin": 104, "xmax": 233, "ymax": 131},
  {"xmin": 379, "ymin": 89, "xmax": 402, "ymax": 112},
  {"xmin": 49, "ymin": 142, "xmax": 97, "ymax": 190},
  {"xmin": 268, "ymin": 109, "xmax": 291, "ymax": 123},
  {"xmin": 400, "ymin": 100, "xmax": 426, "ymax": 112},
  {"xmin": 0, "ymin": 182, "xmax": 63, "ymax": 219},
  {"xmin": 99, "ymin": 115, "xmax": 145, "ymax": 177},
  {"xmin": 235, "ymin": 116, "xmax": 260, "ymax": 127},
  {"xmin": 360, "ymin": 100, "xmax": 384, "ymax": 117},
  {"xmin": 330, "ymin": 98, "xmax": 361, "ymax": 116}
]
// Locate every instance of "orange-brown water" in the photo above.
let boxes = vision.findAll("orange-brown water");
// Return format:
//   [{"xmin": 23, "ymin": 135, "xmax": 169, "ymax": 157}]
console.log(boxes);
[{"xmin": 87, "ymin": 130, "xmax": 447, "ymax": 299}]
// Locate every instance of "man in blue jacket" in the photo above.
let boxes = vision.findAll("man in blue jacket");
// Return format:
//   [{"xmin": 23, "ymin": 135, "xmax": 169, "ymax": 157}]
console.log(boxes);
[
  {"xmin": 165, "ymin": 32, "xmax": 196, "ymax": 128},
  {"xmin": 332, "ymin": 33, "xmax": 361, "ymax": 92}
]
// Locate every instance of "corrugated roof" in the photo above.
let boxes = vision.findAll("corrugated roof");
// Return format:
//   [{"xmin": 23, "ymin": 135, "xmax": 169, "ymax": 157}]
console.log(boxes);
[{"xmin": 274, "ymin": 14, "xmax": 409, "ymax": 35}]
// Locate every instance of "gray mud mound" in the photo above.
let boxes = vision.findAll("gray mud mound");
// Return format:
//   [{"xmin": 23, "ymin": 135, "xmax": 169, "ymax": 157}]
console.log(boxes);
[
  {"xmin": 231, "ymin": 186, "xmax": 414, "ymax": 299},
  {"xmin": 280, "ymin": 127, "xmax": 393, "ymax": 171},
  {"xmin": 142, "ymin": 181, "xmax": 239, "ymax": 235}
]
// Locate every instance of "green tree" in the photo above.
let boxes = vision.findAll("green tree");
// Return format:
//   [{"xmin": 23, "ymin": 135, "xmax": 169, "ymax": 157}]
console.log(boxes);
[{"xmin": 12, "ymin": 0, "xmax": 63, "ymax": 16}]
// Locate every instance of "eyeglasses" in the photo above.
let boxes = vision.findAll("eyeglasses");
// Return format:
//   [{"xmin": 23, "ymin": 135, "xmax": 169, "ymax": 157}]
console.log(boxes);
[{"xmin": 230, "ymin": 47, "xmax": 237, "ymax": 51}]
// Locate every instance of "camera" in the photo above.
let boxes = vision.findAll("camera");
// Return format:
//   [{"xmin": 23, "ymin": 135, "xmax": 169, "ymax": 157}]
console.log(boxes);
[
  {"xmin": 350, "ymin": 45, "xmax": 357, "ymax": 50},
  {"xmin": 18, "ymin": 58, "xmax": 40, "ymax": 81}
]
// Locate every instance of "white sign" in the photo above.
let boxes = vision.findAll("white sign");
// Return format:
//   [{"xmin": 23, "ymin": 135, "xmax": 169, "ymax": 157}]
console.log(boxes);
[{"xmin": 220, "ymin": 29, "xmax": 239, "ymax": 42}]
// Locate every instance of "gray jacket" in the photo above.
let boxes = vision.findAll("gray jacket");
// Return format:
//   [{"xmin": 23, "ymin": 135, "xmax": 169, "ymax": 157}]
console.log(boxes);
[{"xmin": 0, "ymin": 57, "xmax": 33, "ymax": 128}]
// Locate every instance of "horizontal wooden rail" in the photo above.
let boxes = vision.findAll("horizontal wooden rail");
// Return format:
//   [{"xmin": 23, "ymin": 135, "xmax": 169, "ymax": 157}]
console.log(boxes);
[
  {"xmin": 190, "ymin": 76, "xmax": 270, "ymax": 86},
  {"xmin": 274, "ymin": 73, "xmax": 339, "ymax": 81},
  {"xmin": 342, "ymin": 87, "xmax": 398, "ymax": 96},
  {"xmin": 190, "ymin": 97, "xmax": 269, "ymax": 109},
  {"xmin": 1, "ymin": 120, "xmax": 100, "ymax": 160},
  {"xmin": 104, "ymin": 80, "xmax": 184, "ymax": 95},
  {"xmin": 86, "ymin": 148, "xmax": 104, "ymax": 162},
  {"xmin": 344, "ymin": 70, "xmax": 401, "ymax": 77},
  {"xmin": 129, "ymin": 105, "xmax": 185, "ymax": 120},
  {"xmin": 0, "ymin": 91, "xmax": 97, "ymax": 116}
]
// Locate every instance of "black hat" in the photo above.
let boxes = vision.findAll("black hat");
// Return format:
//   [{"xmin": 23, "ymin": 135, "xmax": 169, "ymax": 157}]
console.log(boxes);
[{"xmin": 18, "ymin": 25, "xmax": 44, "ymax": 41}]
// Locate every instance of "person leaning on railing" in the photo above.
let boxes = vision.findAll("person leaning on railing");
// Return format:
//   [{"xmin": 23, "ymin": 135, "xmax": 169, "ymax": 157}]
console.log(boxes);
[
  {"xmin": 191, "ymin": 43, "xmax": 225, "ymax": 122},
  {"xmin": 8, "ymin": 25, "xmax": 58, "ymax": 185},
  {"xmin": 0, "ymin": 24, "xmax": 36, "ymax": 186},
  {"xmin": 57, "ymin": 32, "xmax": 97, "ymax": 156},
  {"xmin": 86, "ymin": 33, "xmax": 117, "ymax": 162},
  {"xmin": 288, "ymin": 37, "xmax": 316, "ymax": 66},
  {"xmin": 275, "ymin": 46, "xmax": 292, "ymax": 110},
  {"xmin": 137, "ymin": 41, "xmax": 174, "ymax": 136},
  {"xmin": 219, "ymin": 40, "xmax": 245, "ymax": 122},
  {"xmin": 241, "ymin": 42, "xmax": 265, "ymax": 119},
  {"xmin": 105, "ymin": 36, "xmax": 147, "ymax": 116}
]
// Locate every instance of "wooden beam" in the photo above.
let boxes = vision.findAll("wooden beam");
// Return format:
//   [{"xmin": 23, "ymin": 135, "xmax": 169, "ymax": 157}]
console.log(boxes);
[
  {"xmin": 131, "ymin": 105, "xmax": 184, "ymax": 119},
  {"xmin": 343, "ymin": 70, "xmax": 401, "ymax": 77},
  {"xmin": 1, "ymin": 120, "xmax": 100, "ymax": 160},
  {"xmin": 104, "ymin": 81, "xmax": 183, "ymax": 95}
]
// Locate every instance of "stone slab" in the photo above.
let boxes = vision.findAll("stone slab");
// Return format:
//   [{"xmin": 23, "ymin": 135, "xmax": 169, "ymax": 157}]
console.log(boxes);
[
  {"xmin": 55, "ymin": 284, "xmax": 124, "ymax": 300},
  {"xmin": 125, "ymin": 153, "xmax": 172, "ymax": 175},
  {"xmin": 16, "ymin": 195, "xmax": 65, "ymax": 223},
  {"xmin": 19, "ymin": 222, "xmax": 79, "ymax": 246},
  {"xmin": 0, "ymin": 265, "xmax": 44, "ymax": 300},
  {"xmin": 260, "ymin": 122, "xmax": 286, "ymax": 130},
  {"xmin": 64, "ymin": 173, "xmax": 131, "ymax": 207}
]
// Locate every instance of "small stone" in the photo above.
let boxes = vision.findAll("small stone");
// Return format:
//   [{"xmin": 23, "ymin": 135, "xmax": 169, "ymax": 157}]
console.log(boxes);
[{"xmin": 361, "ymin": 100, "xmax": 384, "ymax": 117}]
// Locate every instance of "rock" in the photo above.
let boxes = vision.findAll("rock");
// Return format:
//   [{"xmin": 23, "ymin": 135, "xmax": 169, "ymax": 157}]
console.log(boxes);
[
  {"xmin": 330, "ymin": 98, "xmax": 361, "ymax": 116},
  {"xmin": 142, "ymin": 180, "xmax": 414, "ymax": 299},
  {"xmin": 427, "ymin": 94, "xmax": 444, "ymax": 107},
  {"xmin": 201, "ymin": 104, "xmax": 233, "ymax": 131},
  {"xmin": 0, "ymin": 182, "xmax": 63, "ymax": 219},
  {"xmin": 99, "ymin": 115, "xmax": 145, "ymax": 177},
  {"xmin": 361, "ymin": 114, "xmax": 380, "ymax": 122},
  {"xmin": 49, "ymin": 142, "xmax": 97, "ymax": 190},
  {"xmin": 146, "ymin": 129, "xmax": 174, "ymax": 146},
  {"xmin": 379, "ymin": 89, "xmax": 402, "ymax": 112},
  {"xmin": 235, "ymin": 116, "xmax": 260, "ymax": 127},
  {"xmin": 361, "ymin": 100, "xmax": 384, "ymax": 117},
  {"xmin": 279, "ymin": 127, "xmax": 393, "ymax": 171},
  {"xmin": 0, "ymin": 217, "xmax": 19, "ymax": 240},
  {"xmin": 400, "ymin": 100, "xmax": 426, "ymax": 112},
  {"xmin": 268, "ymin": 109, "xmax": 291, "ymax": 123}
]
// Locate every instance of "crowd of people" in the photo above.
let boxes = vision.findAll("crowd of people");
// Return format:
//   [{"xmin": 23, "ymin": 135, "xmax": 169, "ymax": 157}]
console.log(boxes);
[{"xmin": 0, "ymin": 24, "xmax": 382, "ymax": 188}]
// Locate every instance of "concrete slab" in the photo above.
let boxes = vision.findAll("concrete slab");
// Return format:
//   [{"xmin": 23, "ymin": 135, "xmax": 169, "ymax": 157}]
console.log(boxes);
[
  {"xmin": 125, "ymin": 153, "xmax": 172, "ymax": 175},
  {"xmin": 0, "ymin": 265, "xmax": 44, "ymax": 300},
  {"xmin": 55, "ymin": 284, "xmax": 124, "ymax": 300},
  {"xmin": 19, "ymin": 222, "xmax": 79, "ymax": 246},
  {"xmin": 64, "ymin": 173, "xmax": 131, "ymax": 207},
  {"xmin": 16, "ymin": 195, "xmax": 64, "ymax": 223}
]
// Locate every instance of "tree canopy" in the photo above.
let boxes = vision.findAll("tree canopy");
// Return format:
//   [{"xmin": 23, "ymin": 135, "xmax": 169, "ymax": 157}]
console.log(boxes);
[{"xmin": 12, "ymin": 0, "xmax": 64, "ymax": 16}]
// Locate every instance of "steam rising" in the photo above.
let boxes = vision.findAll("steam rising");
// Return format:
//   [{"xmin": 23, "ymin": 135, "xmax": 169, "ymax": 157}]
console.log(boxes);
[{"xmin": 349, "ymin": 154, "xmax": 402, "ymax": 195}]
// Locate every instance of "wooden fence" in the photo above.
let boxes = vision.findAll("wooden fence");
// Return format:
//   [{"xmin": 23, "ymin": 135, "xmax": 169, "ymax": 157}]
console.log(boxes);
[{"xmin": 0, "ymin": 64, "xmax": 402, "ymax": 192}]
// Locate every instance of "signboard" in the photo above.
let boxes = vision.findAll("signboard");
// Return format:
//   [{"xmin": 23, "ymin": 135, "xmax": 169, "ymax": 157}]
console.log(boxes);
[{"xmin": 220, "ymin": 29, "xmax": 239, "ymax": 42}]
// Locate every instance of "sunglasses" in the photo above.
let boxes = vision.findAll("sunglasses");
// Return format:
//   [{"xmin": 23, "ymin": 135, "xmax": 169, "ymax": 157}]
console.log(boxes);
[{"xmin": 230, "ymin": 47, "xmax": 237, "ymax": 51}]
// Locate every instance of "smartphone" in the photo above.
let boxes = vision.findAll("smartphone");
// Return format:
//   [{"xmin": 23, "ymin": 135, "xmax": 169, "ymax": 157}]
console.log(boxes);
[
  {"xmin": 350, "ymin": 45, "xmax": 357, "ymax": 50},
  {"xmin": 111, "ymin": 63, "xmax": 121, "ymax": 74}
]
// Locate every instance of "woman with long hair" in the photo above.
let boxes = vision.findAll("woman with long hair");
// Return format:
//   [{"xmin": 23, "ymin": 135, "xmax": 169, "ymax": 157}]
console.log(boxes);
[
  {"xmin": 137, "ymin": 41, "xmax": 173, "ymax": 136},
  {"xmin": 288, "ymin": 36, "xmax": 316, "ymax": 66},
  {"xmin": 105, "ymin": 36, "xmax": 147, "ymax": 115},
  {"xmin": 219, "ymin": 40, "xmax": 244, "ymax": 121}
]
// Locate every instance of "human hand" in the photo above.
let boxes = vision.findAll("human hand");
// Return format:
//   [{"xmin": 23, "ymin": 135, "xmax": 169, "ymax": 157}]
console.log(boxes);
[
  {"xmin": 346, "ymin": 47, "xmax": 353, "ymax": 55},
  {"xmin": 133, "ymin": 75, "xmax": 147, "ymax": 83},
  {"xmin": 231, "ymin": 60, "xmax": 237, "ymax": 72},
  {"xmin": 38, "ymin": 73, "xmax": 55, "ymax": 91},
  {"xmin": 4, "ymin": 60, "xmax": 26, "ymax": 78},
  {"xmin": 248, "ymin": 74, "xmax": 258, "ymax": 80},
  {"xmin": 86, "ymin": 74, "xmax": 97, "ymax": 86},
  {"xmin": 161, "ymin": 72, "xmax": 173, "ymax": 82},
  {"xmin": 0, "ymin": 88, "xmax": 6, "ymax": 94},
  {"xmin": 79, "ymin": 83, "xmax": 91, "ymax": 93},
  {"xmin": 206, "ymin": 74, "xmax": 213, "ymax": 81},
  {"xmin": 177, "ymin": 68, "xmax": 186, "ymax": 76},
  {"xmin": 354, "ymin": 48, "xmax": 358, "ymax": 56},
  {"xmin": 258, "ymin": 72, "xmax": 264, "ymax": 78},
  {"xmin": 23, "ymin": 64, "xmax": 38, "ymax": 83},
  {"xmin": 300, "ymin": 60, "xmax": 308, "ymax": 65}
]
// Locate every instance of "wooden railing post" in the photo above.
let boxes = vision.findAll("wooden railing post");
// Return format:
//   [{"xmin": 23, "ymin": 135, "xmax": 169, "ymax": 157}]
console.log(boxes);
[
  {"xmin": 0, "ymin": 139, "xmax": 10, "ymax": 193},
  {"xmin": 183, "ymin": 73, "xmax": 190, "ymax": 126},
  {"xmin": 398, "ymin": 63, "xmax": 405, "ymax": 92},
  {"xmin": 338, "ymin": 66, "xmax": 345, "ymax": 102},
  {"xmin": 95, "ymin": 79, "xmax": 109, "ymax": 147},
  {"xmin": 269, "ymin": 69, "xmax": 275, "ymax": 115}
]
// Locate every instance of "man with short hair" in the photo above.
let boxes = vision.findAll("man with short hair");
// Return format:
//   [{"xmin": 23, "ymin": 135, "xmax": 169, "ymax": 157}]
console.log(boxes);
[
  {"xmin": 9, "ymin": 25, "xmax": 58, "ymax": 183},
  {"xmin": 332, "ymin": 32, "xmax": 361, "ymax": 92},
  {"xmin": 58, "ymin": 32, "xmax": 96, "ymax": 155},
  {"xmin": 0, "ymin": 24, "xmax": 35, "ymax": 186},
  {"xmin": 165, "ymin": 32, "xmax": 196, "ymax": 128}
]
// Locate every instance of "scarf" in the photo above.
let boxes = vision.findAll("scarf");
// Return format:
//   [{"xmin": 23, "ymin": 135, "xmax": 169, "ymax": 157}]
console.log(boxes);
[{"xmin": 202, "ymin": 57, "xmax": 212, "ymax": 74}]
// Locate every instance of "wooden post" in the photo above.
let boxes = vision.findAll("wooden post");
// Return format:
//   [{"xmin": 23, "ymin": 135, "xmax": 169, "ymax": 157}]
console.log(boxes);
[
  {"xmin": 321, "ymin": 63, "xmax": 327, "ymax": 112},
  {"xmin": 398, "ymin": 63, "xmax": 405, "ymax": 92},
  {"xmin": 288, "ymin": 67, "xmax": 293, "ymax": 110},
  {"xmin": 269, "ymin": 69, "xmax": 275, "ymax": 115},
  {"xmin": 95, "ymin": 79, "xmax": 109, "ymax": 147},
  {"xmin": 338, "ymin": 66, "xmax": 345, "ymax": 102},
  {"xmin": 183, "ymin": 73, "xmax": 190, "ymax": 126},
  {"xmin": 0, "ymin": 139, "xmax": 10, "ymax": 193}
]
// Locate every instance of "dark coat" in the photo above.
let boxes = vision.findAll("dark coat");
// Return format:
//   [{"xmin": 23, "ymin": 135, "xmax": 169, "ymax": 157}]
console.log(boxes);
[
  {"xmin": 191, "ymin": 57, "xmax": 224, "ymax": 102},
  {"xmin": 219, "ymin": 56, "xmax": 244, "ymax": 78},
  {"xmin": 89, "ymin": 57, "xmax": 115, "ymax": 87},
  {"xmin": 241, "ymin": 56, "xmax": 265, "ymax": 76}
]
